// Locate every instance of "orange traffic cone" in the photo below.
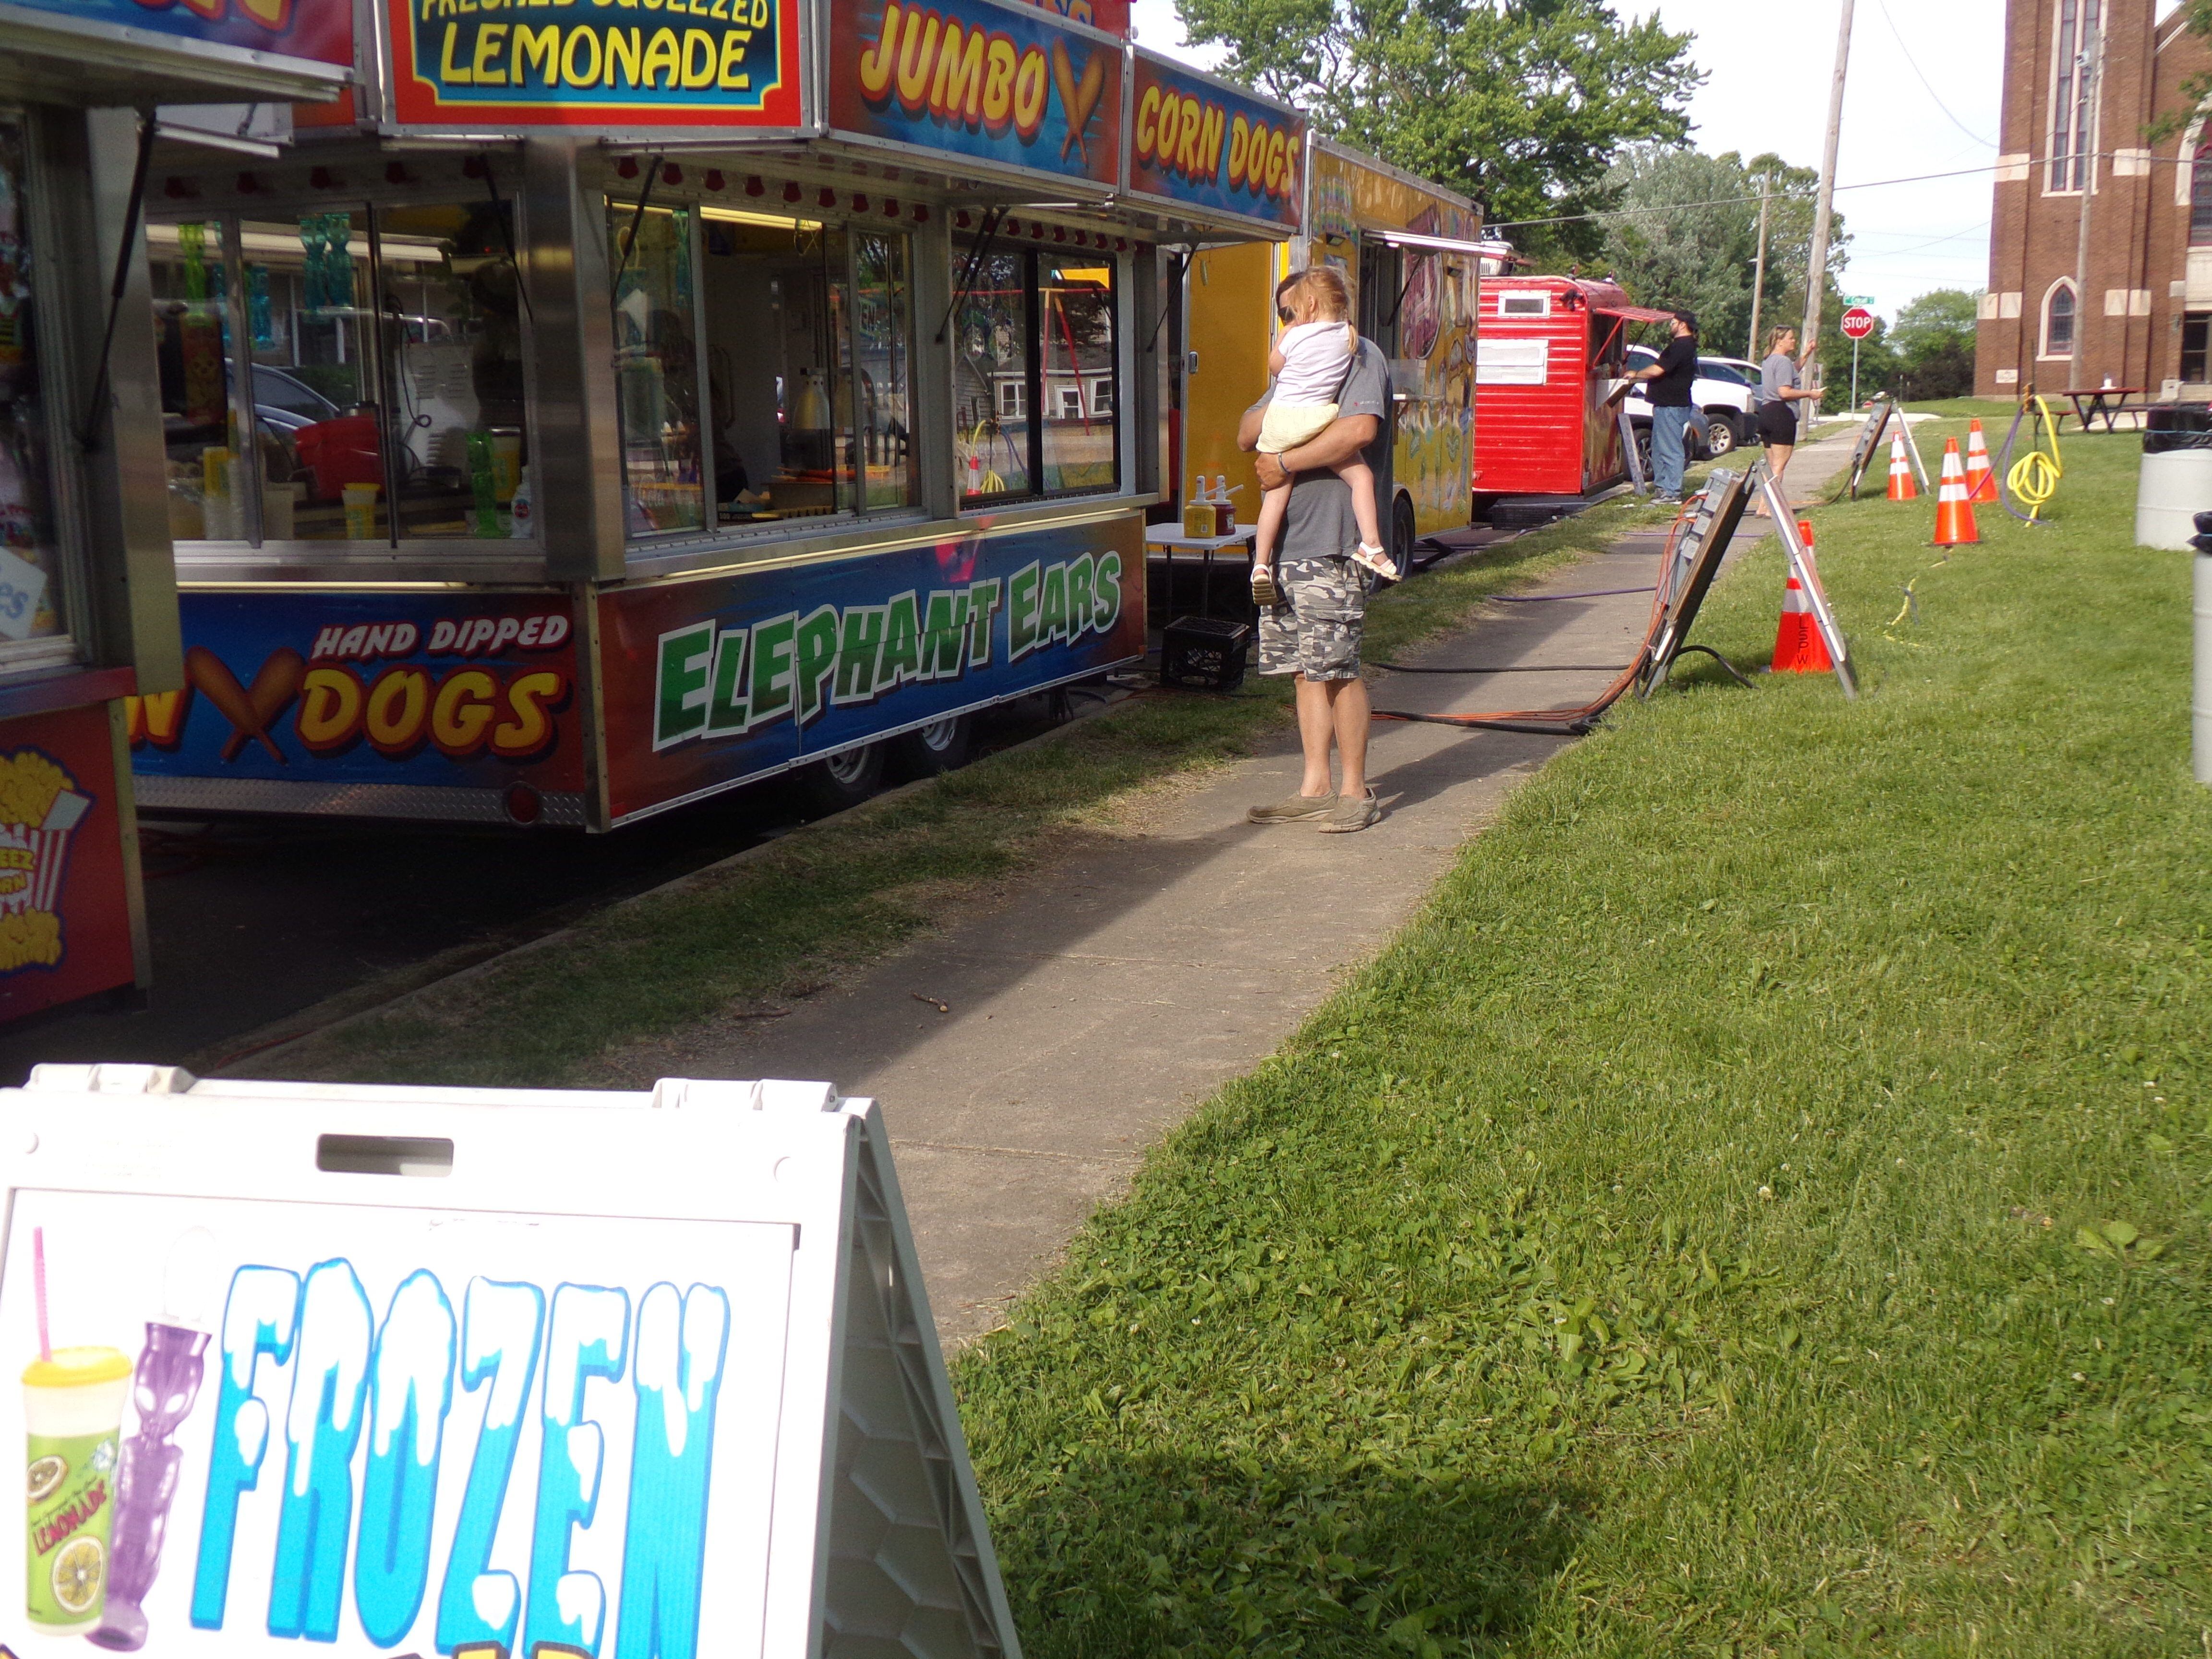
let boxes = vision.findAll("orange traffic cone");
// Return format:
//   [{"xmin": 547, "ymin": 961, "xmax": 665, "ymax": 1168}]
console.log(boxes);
[
  {"xmin": 1771, "ymin": 521, "xmax": 1833, "ymax": 674},
  {"xmin": 1963, "ymin": 418, "xmax": 1997, "ymax": 503},
  {"xmin": 1886, "ymin": 430, "xmax": 1918, "ymax": 501},
  {"xmin": 1933, "ymin": 436, "xmax": 1980, "ymax": 546}
]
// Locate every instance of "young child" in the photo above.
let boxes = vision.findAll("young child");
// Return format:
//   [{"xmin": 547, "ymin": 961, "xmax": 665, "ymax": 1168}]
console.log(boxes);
[{"xmin": 1249, "ymin": 266, "xmax": 1394, "ymax": 608}]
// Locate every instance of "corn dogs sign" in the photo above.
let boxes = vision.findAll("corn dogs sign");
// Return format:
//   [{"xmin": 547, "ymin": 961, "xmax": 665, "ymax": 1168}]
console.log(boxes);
[
  {"xmin": 829, "ymin": 0, "xmax": 1121, "ymax": 185},
  {"xmin": 1126, "ymin": 50, "xmax": 1303, "ymax": 229},
  {"xmin": 383, "ymin": 0, "xmax": 802, "ymax": 129}
]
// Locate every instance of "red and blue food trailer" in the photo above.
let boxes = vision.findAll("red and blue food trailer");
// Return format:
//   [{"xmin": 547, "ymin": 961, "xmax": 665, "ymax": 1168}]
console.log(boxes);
[
  {"xmin": 123, "ymin": 0, "xmax": 1304, "ymax": 830},
  {"xmin": 0, "ymin": 0, "xmax": 347, "ymax": 1021}
]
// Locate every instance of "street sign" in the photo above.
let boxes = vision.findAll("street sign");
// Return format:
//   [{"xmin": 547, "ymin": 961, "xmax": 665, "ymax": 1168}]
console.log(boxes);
[
  {"xmin": 1840, "ymin": 307, "xmax": 1877, "ymax": 340},
  {"xmin": 1843, "ymin": 293, "xmax": 1876, "ymax": 306},
  {"xmin": 0, "ymin": 1065, "xmax": 1024, "ymax": 1659}
]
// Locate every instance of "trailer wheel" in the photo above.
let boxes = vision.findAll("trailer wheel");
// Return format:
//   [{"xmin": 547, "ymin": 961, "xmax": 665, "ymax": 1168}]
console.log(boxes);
[
  {"xmin": 1388, "ymin": 493, "xmax": 1416, "ymax": 583},
  {"xmin": 799, "ymin": 742, "xmax": 887, "ymax": 816},
  {"xmin": 888, "ymin": 713, "xmax": 976, "ymax": 778}
]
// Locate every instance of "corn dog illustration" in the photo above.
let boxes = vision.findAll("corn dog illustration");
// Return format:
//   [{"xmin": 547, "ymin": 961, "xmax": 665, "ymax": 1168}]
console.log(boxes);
[
  {"xmin": 1054, "ymin": 44, "xmax": 1105, "ymax": 165},
  {"xmin": 184, "ymin": 646, "xmax": 306, "ymax": 764}
]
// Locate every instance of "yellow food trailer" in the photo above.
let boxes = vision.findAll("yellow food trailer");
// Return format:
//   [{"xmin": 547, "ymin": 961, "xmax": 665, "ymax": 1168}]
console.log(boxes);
[{"xmin": 1179, "ymin": 136, "xmax": 1481, "ymax": 568}]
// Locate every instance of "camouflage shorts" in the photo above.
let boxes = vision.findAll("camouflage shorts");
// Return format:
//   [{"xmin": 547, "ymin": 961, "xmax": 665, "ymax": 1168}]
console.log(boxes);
[{"xmin": 1257, "ymin": 555, "xmax": 1364, "ymax": 681}]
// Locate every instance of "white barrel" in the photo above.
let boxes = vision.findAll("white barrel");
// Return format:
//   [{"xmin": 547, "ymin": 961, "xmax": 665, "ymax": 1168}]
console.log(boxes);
[
  {"xmin": 2197, "ymin": 551, "xmax": 2212, "ymax": 785},
  {"xmin": 2135, "ymin": 448, "xmax": 2212, "ymax": 549}
]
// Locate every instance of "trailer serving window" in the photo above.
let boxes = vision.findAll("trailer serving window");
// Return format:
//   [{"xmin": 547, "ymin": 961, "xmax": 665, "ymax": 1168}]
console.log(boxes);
[
  {"xmin": 152, "ymin": 196, "xmax": 532, "ymax": 547},
  {"xmin": 953, "ymin": 243, "xmax": 1117, "ymax": 507},
  {"xmin": 0, "ymin": 116, "xmax": 79, "ymax": 675},
  {"xmin": 621, "ymin": 201, "xmax": 919, "ymax": 540}
]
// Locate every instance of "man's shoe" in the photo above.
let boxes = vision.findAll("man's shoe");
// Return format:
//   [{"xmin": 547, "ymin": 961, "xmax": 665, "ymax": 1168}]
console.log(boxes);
[
  {"xmin": 1316, "ymin": 790, "xmax": 1381, "ymax": 833},
  {"xmin": 1248, "ymin": 791, "xmax": 1336, "ymax": 824}
]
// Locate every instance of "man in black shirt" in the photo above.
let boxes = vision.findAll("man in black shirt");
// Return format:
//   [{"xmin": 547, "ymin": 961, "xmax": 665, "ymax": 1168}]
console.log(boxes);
[{"xmin": 1630, "ymin": 309, "xmax": 1699, "ymax": 503}]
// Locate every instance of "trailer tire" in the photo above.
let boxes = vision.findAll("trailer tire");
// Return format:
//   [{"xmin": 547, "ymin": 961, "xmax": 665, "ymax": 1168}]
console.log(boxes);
[
  {"xmin": 1388, "ymin": 493, "xmax": 1416, "ymax": 584},
  {"xmin": 888, "ymin": 713, "xmax": 976, "ymax": 779},
  {"xmin": 799, "ymin": 742, "xmax": 887, "ymax": 816}
]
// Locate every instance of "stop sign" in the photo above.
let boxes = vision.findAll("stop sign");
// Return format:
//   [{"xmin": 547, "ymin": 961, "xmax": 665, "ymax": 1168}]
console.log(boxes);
[{"xmin": 1840, "ymin": 306, "xmax": 1877, "ymax": 340}]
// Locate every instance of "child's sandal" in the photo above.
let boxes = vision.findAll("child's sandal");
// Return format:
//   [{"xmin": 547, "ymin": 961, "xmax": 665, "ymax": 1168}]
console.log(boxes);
[
  {"xmin": 1250, "ymin": 564, "xmax": 1282, "ymax": 607},
  {"xmin": 1351, "ymin": 542, "xmax": 1400, "ymax": 582}
]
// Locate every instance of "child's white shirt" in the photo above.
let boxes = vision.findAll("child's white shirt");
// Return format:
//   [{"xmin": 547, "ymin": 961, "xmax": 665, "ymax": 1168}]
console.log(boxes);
[{"xmin": 1272, "ymin": 320, "xmax": 1354, "ymax": 405}]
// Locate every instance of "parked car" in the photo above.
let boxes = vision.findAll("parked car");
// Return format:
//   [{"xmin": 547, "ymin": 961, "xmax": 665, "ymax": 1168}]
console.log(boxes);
[{"xmin": 1622, "ymin": 345, "xmax": 1757, "ymax": 458}]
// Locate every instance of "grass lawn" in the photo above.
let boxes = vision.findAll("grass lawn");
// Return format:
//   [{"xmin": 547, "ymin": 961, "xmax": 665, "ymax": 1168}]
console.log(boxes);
[
  {"xmin": 955, "ymin": 424, "xmax": 2212, "ymax": 1656},
  {"xmin": 259, "ymin": 495, "xmax": 1670, "ymax": 1086}
]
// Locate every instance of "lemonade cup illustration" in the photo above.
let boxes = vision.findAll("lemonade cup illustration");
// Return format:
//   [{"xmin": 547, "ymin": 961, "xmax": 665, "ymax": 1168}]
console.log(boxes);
[{"xmin": 23, "ymin": 1346, "xmax": 129, "ymax": 1629}]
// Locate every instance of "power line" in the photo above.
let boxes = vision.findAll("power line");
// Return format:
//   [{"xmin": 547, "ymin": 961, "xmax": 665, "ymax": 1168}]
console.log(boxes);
[
  {"xmin": 1487, "ymin": 149, "xmax": 2183, "ymax": 233},
  {"xmin": 1875, "ymin": 0, "xmax": 1997, "ymax": 150}
]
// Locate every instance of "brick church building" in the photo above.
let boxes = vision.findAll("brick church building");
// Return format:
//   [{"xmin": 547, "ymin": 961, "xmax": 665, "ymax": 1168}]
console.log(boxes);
[{"xmin": 1976, "ymin": 0, "xmax": 2212, "ymax": 401}]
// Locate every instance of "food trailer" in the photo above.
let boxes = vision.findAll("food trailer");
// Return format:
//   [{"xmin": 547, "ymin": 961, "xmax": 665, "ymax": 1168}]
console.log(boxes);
[
  {"xmin": 121, "ymin": 0, "xmax": 1304, "ymax": 830},
  {"xmin": 1179, "ymin": 135, "xmax": 1480, "ymax": 569},
  {"xmin": 1470, "ymin": 274, "xmax": 1670, "ymax": 511},
  {"xmin": 0, "ymin": 1, "xmax": 347, "ymax": 1020}
]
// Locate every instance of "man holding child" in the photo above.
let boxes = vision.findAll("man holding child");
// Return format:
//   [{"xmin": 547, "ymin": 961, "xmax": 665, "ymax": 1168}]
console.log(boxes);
[{"xmin": 1238, "ymin": 268, "xmax": 1394, "ymax": 835}]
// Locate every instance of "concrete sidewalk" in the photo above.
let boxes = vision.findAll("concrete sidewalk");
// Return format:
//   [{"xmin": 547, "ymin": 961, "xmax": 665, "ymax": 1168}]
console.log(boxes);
[{"xmin": 597, "ymin": 440, "xmax": 1858, "ymax": 1343}]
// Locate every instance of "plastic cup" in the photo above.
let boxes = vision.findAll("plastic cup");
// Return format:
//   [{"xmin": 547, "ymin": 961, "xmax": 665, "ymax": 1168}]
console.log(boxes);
[
  {"xmin": 24, "ymin": 1347, "xmax": 130, "ymax": 1630},
  {"xmin": 341, "ymin": 482, "xmax": 380, "ymax": 541},
  {"xmin": 490, "ymin": 429, "xmax": 523, "ymax": 504}
]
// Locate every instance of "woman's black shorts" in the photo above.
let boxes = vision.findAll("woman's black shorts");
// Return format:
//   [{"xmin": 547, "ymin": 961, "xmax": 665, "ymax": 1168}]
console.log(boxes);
[{"xmin": 1756, "ymin": 400, "xmax": 1800, "ymax": 446}]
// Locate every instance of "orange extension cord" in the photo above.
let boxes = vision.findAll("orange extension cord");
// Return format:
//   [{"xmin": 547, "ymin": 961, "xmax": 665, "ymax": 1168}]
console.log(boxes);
[{"xmin": 1367, "ymin": 500, "xmax": 1696, "ymax": 737}]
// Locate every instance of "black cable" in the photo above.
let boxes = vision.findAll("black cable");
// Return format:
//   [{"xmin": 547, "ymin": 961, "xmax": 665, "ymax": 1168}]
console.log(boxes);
[
  {"xmin": 1370, "ymin": 661, "xmax": 1631, "ymax": 673},
  {"xmin": 78, "ymin": 111, "xmax": 157, "ymax": 455}
]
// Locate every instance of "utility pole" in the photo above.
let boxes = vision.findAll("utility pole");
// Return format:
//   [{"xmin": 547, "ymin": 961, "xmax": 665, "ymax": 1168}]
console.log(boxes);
[
  {"xmin": 1800, "ymin": 0, "xmax": 1855, "ymax": 435},
  {"xmin": 2068, "ymin": 12, "xmax": 2103, "ymax": 397},
  {"xmin": 1748, "ymin": 180, "xmax": 1771, "ymax": 360}
]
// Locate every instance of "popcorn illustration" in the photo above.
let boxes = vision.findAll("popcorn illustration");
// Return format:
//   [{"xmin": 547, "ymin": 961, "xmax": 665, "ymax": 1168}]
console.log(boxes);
[{"xmin": 0, "ymin": 749, "xmax": 88, "ymax": 974}]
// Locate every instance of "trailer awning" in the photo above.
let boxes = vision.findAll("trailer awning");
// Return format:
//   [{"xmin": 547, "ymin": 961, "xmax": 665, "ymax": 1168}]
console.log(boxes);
[
  {"xmin": 1604, "ymin": 303, "xmax": 1678, "ymax": 324},
  {"xmin": 1372, "ymin": 228, "xmax": 1492, "ymax": 256}
]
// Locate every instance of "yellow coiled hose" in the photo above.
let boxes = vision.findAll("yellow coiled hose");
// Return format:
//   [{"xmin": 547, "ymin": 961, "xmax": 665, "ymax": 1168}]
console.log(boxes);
[{"xmin": 2004, "ymin": 394, "xmax": 2063, "ymax": 522}]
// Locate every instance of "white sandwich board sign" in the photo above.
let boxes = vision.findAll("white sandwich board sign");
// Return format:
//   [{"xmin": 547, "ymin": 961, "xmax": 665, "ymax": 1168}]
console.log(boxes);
[{"xmin": 0, "ymin": 1065, "xmax": 1019, "ymax": 1659}]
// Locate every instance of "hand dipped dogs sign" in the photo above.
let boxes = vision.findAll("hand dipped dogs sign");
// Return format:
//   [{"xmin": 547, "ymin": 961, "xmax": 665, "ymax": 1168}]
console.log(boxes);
[{"xmin": 0, "ymin": 1067, "xmax": 1020, "ymax": 1659}]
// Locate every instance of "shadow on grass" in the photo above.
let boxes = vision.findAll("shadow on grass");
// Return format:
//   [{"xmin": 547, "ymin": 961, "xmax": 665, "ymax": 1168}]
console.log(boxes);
[{"xmin": 997, "ymin": 1454, "xmax": 1589, "ymax": 1658}]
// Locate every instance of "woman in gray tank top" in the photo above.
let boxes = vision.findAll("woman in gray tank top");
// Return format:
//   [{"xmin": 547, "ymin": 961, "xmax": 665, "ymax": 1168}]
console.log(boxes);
[{"xmin": 1755, "ymin": 326, "xmax": 1820, "ymax": 504}]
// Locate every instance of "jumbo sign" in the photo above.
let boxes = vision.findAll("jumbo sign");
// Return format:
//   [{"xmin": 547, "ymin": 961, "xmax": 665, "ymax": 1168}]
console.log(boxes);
[
  {"xmin": 1125, "ymin": 51, "xmax": 1303, "ymax": 228},
  {"xmin": 829, "ymin": 0, "xmax": 1121, "ymax": 185}
]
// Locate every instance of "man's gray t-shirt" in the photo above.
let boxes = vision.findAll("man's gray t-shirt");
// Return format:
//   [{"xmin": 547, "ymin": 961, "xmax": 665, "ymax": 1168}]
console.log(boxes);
[
  {"xmin": 1757, "ymin": 351, "xmax": 1799, "ymax": 408},
  {"xmin": 1253, "ymin": 338, "xmax": 1394, "ymax": 559}
]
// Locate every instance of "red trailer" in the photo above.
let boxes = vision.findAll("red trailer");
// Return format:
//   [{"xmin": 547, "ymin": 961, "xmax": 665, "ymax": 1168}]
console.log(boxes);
[{"xmin": 1471, "ymin": 276, "xmax": 1673, "ymax": 510}]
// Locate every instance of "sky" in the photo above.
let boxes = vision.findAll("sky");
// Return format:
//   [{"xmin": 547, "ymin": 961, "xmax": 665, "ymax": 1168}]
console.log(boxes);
[{"xmin": 1123, "ymin": 0, "xmax": 2188, "ymax": 329}]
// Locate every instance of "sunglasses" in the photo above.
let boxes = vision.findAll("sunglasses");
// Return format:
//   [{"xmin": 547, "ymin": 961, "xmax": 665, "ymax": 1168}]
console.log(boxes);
[{"xmin": 1277, "ymin": 306, "xmax": 1296, "ymax": 322}]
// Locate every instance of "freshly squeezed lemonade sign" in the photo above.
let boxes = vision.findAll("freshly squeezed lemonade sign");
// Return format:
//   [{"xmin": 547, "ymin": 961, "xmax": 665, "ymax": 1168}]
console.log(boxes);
[
  {"xmin": 0, "ymin": 1072, "xmax": 1022, "ymax": 1659},
  {"xmin": 385, "ymin": 0, "xmax": 804, "ymax": 129}
]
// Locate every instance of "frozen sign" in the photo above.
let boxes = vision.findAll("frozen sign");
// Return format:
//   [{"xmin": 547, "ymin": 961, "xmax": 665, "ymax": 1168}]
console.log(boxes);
[{"xmin": 0, "ymin": 1069, "xmax": 1021, "ymax": 1659}]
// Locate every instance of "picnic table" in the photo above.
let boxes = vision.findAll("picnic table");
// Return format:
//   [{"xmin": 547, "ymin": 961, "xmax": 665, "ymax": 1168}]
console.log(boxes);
[{"xmin": 2060, "ymin": 385, "xmax": 2144, "ymax": 433}]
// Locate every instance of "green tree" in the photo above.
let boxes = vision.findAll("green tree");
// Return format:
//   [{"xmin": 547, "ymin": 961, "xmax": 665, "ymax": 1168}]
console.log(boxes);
[
  {"xmin": 1174, "ymin": 0, "xmax": 1700, "ymax": 262},
  {"xmin": 1882, "ymin": 289, "xmax": 1980, "ymax": 402},
  {"xmin": 1597, "ymin": 146, "xmax": 1846, "ymax": 376}
]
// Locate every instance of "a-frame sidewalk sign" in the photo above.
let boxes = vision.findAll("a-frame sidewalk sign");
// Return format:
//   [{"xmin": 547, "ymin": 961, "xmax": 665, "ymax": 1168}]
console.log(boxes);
[{"xmin": 0, "ymin": 1065, "xmax": 1020, "ymax": 1659}]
